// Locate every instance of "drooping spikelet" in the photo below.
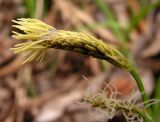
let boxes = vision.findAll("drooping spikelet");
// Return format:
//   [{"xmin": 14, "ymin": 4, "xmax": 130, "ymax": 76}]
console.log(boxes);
[
  {"xmin": 83, "ymin": 85, "xmax": 152, "ymax": 122},
  {"xmin": 11, "ymin": 18, "xmax": 131, "ymax": 70}
]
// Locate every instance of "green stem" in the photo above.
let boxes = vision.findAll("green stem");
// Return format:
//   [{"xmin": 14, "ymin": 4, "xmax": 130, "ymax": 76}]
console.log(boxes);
[
  {"xmin": 134, "ymin": 108, "xmax": 152, "ymax": 122},
  {"xmin": 129, "ymin": 67, "xmax": 153, "ymax": 122}
]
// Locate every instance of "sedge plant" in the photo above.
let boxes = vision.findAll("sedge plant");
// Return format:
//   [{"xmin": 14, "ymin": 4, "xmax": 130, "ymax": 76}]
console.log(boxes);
[{"xmin": 10, "ymin": 18, "xmax": 153, "ymax": 122}]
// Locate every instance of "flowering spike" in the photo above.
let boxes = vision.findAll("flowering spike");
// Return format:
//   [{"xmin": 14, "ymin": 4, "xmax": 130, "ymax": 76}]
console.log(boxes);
[
  {"xmin": 83, "ymin": 85, "xmax": 152, "ymax": 122},
  {"xmin": 11, "ymin": 18, "xmax": 131, "ymax": 70}
]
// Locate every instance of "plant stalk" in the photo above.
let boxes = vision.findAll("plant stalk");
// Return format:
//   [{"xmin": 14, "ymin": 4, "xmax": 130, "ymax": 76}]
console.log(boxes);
[{"xmin": 129, "ymin": 67, "xmax": 153, "ymax": 122}]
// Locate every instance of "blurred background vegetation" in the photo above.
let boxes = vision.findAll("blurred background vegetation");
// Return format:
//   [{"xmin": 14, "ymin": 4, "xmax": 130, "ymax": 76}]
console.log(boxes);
[{"xmin": 0, "ymin": 0, "xmax": 160, "ymax": 122}]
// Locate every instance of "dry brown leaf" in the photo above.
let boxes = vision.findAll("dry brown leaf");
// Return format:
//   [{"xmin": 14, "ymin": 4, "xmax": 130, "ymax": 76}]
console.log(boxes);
[
  {"xmin": 142, "ymin": 38, "xmax": 160, "ymax": 58},
  {"xmin": 0, "ymin": 57, "xmax": 23, "ymax": 77},
  {"xmin": 35, "ymin": 89, "xmax": 83, "ymax": 122},
  {"xmin": 141, "ymin": 16, "xmax": 160, "ymax": 58},
  {"xmin": 110, "ymin": 77, "xmax": 135, "ymax": 96}
]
